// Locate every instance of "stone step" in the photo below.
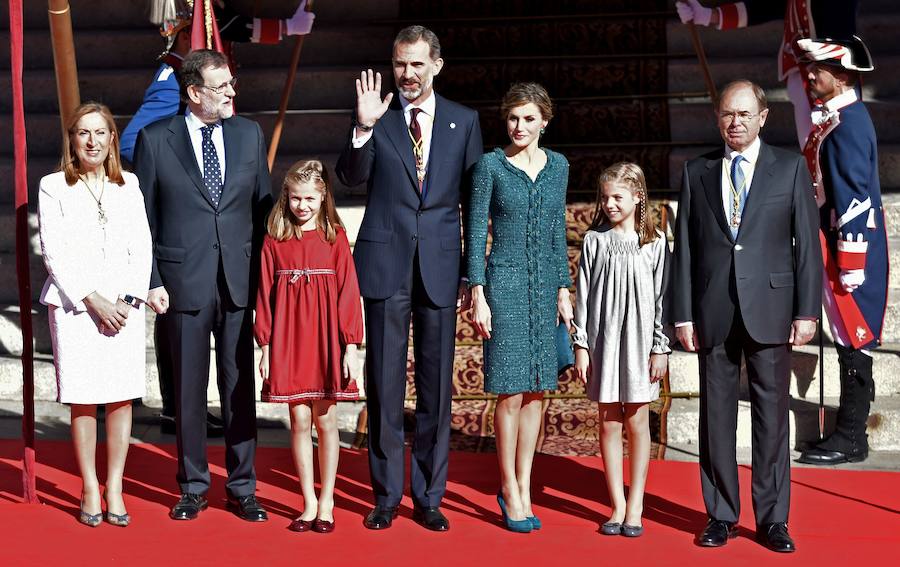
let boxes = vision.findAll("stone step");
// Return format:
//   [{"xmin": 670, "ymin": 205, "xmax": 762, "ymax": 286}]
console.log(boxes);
[
  {"xmin": 667, "ymin": 143, "xmax": 900, "ymax": 194},
  {"xmin": 0, "ymin": 0, "xmax": 400, "ymax": 30},
  {"xmin": 0, "ymin": 253, "xmax": 47, "ymax": 305},
  {"xmin": 671, "ymin": 98, "xmax": 900, "ymax": 146},
  {"xmin": 0, "ymin": 343, "xmax": 366, "ymax": 406},
  {"xmin": 2, "ymin": 111, "xmax": 354, "ymax": 157},
  {"xmin": 666, "ymin": 13, "xmax": 900, "ymax": 60},
  {"xmin": 0, "ymin": 204, "xmax": 366, "ymax": 310},
  {"xmin": 668, "ymin": 54, "xmax": 900, "ymax": 98},
  {"xmin": 0, "ymin": 65, "xmax": 382, "ymax": 114},
  {"xmin": 668, "ymin": 344, "xmax": 900, "ymax": 399},
  {"xmin": 0, "ymin": 152, "xmax": 368, "ymax": 207},
  {"xmin": 666, "ymin": 395, "xmax": 900, "ymax": 451},
  {"xmin": 0, "ymin": 24, "xmax": 396, "ymax": 71},
  {"xmin": 7, "ymin": 347, "xmax": 899, "ymax": 451}
]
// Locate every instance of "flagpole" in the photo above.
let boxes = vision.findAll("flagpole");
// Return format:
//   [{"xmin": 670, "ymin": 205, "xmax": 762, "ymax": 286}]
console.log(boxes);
[{"xmin": 267, "ymin": 0, "xmax": 315, "ymax": 172}]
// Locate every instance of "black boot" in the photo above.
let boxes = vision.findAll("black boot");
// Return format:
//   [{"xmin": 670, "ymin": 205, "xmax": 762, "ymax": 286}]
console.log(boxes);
[{"xmin": 798, "ymin": 345, "xmax": 872, "ymax": 465}]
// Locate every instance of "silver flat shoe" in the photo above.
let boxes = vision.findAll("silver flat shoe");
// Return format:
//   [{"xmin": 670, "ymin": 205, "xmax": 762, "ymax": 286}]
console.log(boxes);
[{"xmin": 601, "ymin": 521, "xmax": 622, "ymax": 535}]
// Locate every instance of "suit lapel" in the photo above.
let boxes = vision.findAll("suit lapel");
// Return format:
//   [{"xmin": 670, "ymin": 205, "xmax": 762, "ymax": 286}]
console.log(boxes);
[
  {"xmin": 382, "ymin": 102, "xmax": 420, "ymax": 196},
  {"xmin": 425, "ymin": 97, "xmax": 449, "ymax": 202},
  {"xmin": 734, "ymin": 141, "xmax": 776, "ymax": 234},
  {"xmin": 219, "ymin": 118, "xmax": 240, "ymax": 208},
  {"xmin": 700, "ymin": 151, "xmax": 733, "ymax": 241},
  {"xmin": 167, "ymin": 116, "xmax": 216, "ymax": 209}
]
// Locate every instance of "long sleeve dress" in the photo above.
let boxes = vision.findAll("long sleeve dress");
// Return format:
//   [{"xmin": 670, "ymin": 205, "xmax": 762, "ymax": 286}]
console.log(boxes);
[
  {"xmin": 571, "ymin": 227, "xmax": 670, "ymax": 403},
  {"xmin": 254, "ymin": 228, "xmax": 364, "ymax": 402},
  {"xmin": 38, "ymin": 171, "xmax": 153, "ymax": 404},
  {"xmin": 466, "ymin": 148, "xmax": 571, "ymax": 394}
]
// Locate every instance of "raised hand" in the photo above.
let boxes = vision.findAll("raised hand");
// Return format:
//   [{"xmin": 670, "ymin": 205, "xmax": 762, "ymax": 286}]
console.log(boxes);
[{"xmin": 355, "ymin": 69, "xmax": 393, "ymax": 133}]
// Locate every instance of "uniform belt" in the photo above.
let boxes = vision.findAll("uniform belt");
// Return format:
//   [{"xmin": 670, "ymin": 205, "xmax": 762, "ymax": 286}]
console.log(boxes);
[{"xmin": 275, "ymin": 268, "xmax": 336, "ymax": 283}]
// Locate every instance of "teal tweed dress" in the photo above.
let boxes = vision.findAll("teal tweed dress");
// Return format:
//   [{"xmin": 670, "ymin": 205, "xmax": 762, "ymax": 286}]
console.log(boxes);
[{"xmin": 466, "ymin": 148, "xmax": 571, "ymax": 394}]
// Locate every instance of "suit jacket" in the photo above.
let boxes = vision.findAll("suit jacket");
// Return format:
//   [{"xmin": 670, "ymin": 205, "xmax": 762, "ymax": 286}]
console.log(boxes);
[
  {"xmin": 133, "ymin": 114, "xmax": 273, "ymax": 311},
  {"xmin": 671, "ymin": 140, "xmax": 822, "ymax": 346},
  {"xmin": 335, "ymin": 94, "xmax": 483, "ymax": 307}
]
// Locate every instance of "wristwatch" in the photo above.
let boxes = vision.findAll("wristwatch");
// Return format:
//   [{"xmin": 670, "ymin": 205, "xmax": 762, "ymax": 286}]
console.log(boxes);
[{"xmin": 122, "ymin": 294, "xmax": 140, "ymax": 308}]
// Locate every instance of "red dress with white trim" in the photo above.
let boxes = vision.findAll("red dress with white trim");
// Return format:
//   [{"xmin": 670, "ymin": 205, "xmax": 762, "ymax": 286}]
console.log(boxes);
[{"xmin": 255, "ymin": 228, "xmax": 363, "ymax": 402}]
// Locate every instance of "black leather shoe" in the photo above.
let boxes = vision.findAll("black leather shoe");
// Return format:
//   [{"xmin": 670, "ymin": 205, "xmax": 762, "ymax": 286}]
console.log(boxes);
[
  {"xmin": 170, "ymin": 493, "xmax": 208, "ymax": 520},
  {"xmin": 363, "ymin": 506, "xmax": 398, "ymax": 530},
  {"xmin": 226, "ymin": 494, "xmax": 268, "ymax": 522},
  {"xmin": 797, "ymin": 446, "xmax": 867, "ymax": 465},
  {"xmin": 756, "ymin": 522, "xmax": 796, "ymax": 553},
  {"xmin": 697, "ymin": 519, "xmax": 738, "ymax": 547},
  {"xmin": 413, "ymin": 506, "xmax": 449, "ymax": 532}
]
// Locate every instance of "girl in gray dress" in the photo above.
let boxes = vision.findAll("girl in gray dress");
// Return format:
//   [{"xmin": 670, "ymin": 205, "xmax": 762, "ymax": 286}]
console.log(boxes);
[{"xmin": 572, "ymin": 162, "xmax": 670, "ymax": 537}]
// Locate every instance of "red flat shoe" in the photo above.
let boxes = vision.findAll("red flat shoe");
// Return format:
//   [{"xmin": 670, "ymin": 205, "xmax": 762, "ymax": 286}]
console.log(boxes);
[
  {"xmin": 288, "ymin": 518, "xmax": 314, "ymax": 532},
  {"xmin": 312, "ymin": 518, "xmax": 335, "ymax": 533}
]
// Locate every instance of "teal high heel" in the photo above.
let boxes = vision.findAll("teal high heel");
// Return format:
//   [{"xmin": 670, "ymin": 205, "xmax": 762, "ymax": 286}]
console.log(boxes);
[
  {"xmin": 497, "ymin": 491, "xmax": 532, "ymax": 533},
  {"xmin": 527, "ymin": 515, "xmax": 542, "ymax": 530}
]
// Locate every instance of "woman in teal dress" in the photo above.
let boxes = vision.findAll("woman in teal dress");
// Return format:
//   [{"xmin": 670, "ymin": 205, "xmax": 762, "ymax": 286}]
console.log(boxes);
[{"xmin": 466, "ymin": 83, "xmax": 572, "ymax": 532}]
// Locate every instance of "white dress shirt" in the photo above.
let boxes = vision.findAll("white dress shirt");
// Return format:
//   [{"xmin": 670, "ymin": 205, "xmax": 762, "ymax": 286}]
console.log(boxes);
[
  {"xmin": 185, "ymin": 110, "xmax": 226, "ymax": 183},
  {"xmin": 720, "ymin": 136, "xmax": 760, "ymax": 224},
  {"xmin": 351, "ymin": 91, "xmax": 436, "ymax": 169}
]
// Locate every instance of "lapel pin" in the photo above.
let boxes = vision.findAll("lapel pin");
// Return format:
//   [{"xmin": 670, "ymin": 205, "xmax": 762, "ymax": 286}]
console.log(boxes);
[{"xmin": 450, "ymin": 122, "xmax": 456, "ymax": 129}]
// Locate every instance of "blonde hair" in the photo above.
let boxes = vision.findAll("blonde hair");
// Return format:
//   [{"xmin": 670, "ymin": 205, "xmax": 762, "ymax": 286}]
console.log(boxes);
[
  {"xmin": 589, "ymin": 162, "xmax": 658, "ymax": 246},
  {"xmin": 59, "ymin": 101, "xmax": 125, "ymax": 186},
  {"xmin": 267, "ymin": 159, "xmax": 343, "ymax": 243}
]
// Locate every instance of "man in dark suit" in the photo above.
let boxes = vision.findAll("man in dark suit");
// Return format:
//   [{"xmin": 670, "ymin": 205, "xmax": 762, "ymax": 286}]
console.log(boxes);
[
  {"xmin": 671, "ymin": 80, "xmax": 821, "ymax": 552},
  {"xmin": 133, "ymin": 49, "xmax": 273, "ymax": 522},
  {"xmin": 336, "ymin": 25, "xmax": 483, "ymax": 532}
]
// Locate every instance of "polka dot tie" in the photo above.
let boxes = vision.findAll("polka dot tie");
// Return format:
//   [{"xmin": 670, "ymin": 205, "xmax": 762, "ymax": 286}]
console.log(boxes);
[{"xmin": 201, "ymin": 124, "xmax": 223, "ymax": 207}]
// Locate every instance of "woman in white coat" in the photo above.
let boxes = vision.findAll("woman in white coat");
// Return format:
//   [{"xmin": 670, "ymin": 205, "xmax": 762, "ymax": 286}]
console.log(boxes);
[{"xmin": 39, "ymin": 102, "xmax": 152, "ymax": 527}]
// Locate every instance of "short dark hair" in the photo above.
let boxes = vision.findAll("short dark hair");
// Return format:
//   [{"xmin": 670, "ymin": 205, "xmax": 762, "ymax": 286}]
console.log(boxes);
[
  {"xmin": 500, "ymin": 82, "xmax": 554, "ymax": 122},
  {"xmin": 718, "ymin": 79, "xmax": 768, "ymax": 111},
  {"xmin": 393, "ymin": 25, "xmax": 441, "ymax": 60},
  {"xmin": 180, "ymin": 49, "xmax": 229, "ymax": 102}
]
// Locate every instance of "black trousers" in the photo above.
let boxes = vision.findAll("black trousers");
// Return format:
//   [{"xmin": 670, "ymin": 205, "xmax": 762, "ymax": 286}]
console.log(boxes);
[
  {"xmin": 155, "ymin": 312, "xmax": 175, "ymax": 417},
  {"xmin": 363, "ymin": 256, "xmax": 456, "ymax": 508},
  {"xmin": 699, "ymin": 312, "xmax": 791, "ymax": 526},
  {"xmin": 166, "ymin": 267, "xmax": 257, "ymax": 497}
]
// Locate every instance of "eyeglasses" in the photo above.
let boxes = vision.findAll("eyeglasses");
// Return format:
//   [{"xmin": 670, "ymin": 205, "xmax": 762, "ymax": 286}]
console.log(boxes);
[
  {"xmin": 199, "ymin": 77, "xmax": 238, "ymax": 94},
  {"xmin": 718, "ymin": 111, "xmax": 760, "ymax": 124}
]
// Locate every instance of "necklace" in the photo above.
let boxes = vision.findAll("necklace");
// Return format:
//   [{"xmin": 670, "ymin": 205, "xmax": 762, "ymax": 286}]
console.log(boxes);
[
  {"xmin": 79, "ymin": 174, "xmax": 108, "ymax": 225},
  {"xmin": 725, "ymin": 163, "xmax": 748, "ymax": 229}
]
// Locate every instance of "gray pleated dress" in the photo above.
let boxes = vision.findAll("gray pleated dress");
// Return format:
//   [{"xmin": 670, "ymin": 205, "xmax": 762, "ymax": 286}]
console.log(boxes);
[{"xmin": 571, "ymin": 226, "xmax": 670, "ymax": 403}]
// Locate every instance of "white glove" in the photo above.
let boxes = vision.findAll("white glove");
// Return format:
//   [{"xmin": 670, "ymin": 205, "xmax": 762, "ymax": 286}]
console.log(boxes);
[
  {"xmin": 285, "ymin": 0, "xmax": 315, "ymax": 36},
  {"xmin": 839, "ymin": 269, "xmax": 865, "ymax": 293},
  {"xmin": 676, "ymin": 0, "xmax": 713, "ymax": 26}
]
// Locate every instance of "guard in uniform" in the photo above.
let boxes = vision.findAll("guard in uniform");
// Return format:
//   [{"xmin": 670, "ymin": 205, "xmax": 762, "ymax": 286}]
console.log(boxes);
[
  {"xmin": 676, "ymin": 0, "xmax": 859, "ymax": 145},
  {"xmin": 796, "ymin": 35, "xmax": 887, "ymax": 464}
]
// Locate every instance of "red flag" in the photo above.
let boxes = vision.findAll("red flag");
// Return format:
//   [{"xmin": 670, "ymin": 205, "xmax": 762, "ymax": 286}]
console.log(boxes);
[
  {"xmin": 191, "ymin": 0, "xmax": 224, "ymax": 52},
  {"xmin": 8, "ymin": 0, "xmax": 37, "ymax": 504}
]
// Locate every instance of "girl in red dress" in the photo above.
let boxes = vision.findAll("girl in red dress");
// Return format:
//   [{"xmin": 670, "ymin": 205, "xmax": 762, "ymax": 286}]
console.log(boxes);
[{"xmin": 255, "ymin": 159, "xmax": 363, "ymax": 533}]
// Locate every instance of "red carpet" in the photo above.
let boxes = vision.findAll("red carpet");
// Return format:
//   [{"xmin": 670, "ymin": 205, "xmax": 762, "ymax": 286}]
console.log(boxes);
[{"xmin": 1, "ymin": 440, "xmax": 898, "ymax": 566}]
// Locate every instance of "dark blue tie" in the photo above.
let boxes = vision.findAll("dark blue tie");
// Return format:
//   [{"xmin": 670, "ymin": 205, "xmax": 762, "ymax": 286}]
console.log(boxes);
[
  {"xmin": 201, "ymin": 124, "xmax": 222, "ymax": 207},
  {"xmin": 729, "ymin": 154, "xmax": 746, "ymax": 238}
]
